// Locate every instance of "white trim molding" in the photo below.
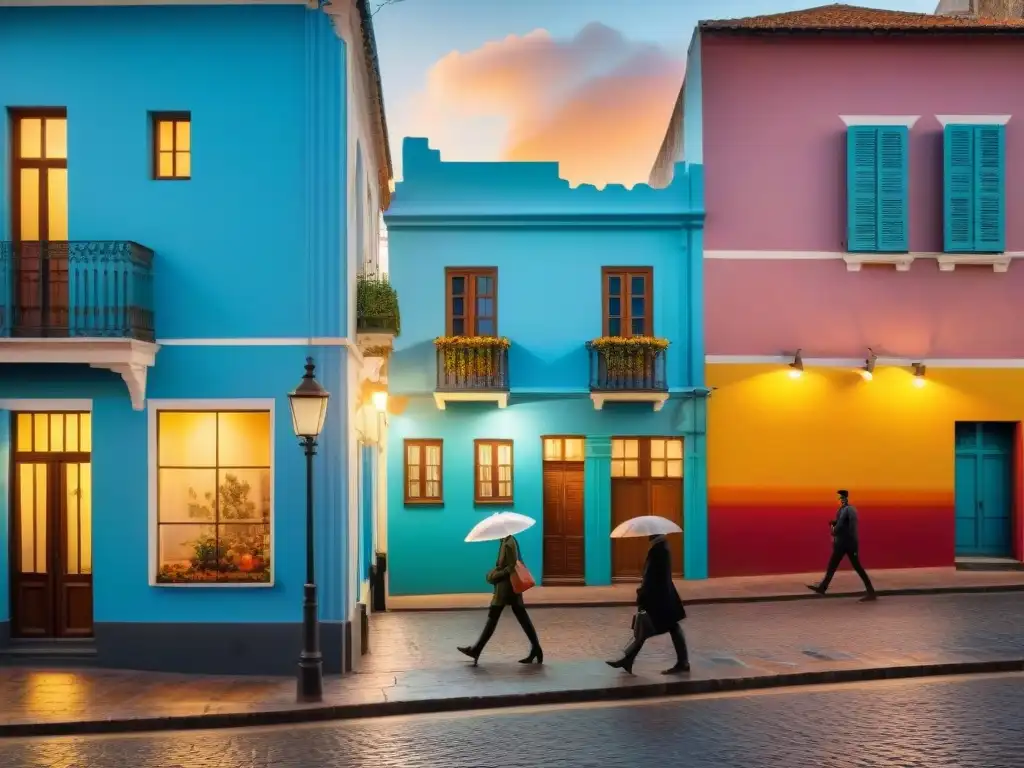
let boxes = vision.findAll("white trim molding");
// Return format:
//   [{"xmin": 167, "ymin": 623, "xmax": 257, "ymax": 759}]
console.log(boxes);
[
  {"xmin": 146, "ymin": 398, "xmax": 277, "ymax": 589},
  {"xmin": 0, "ymin": 399, "xmax": 92, "ymax": 411},
  {"xmin": 840, "ymin": 115, "xmax": 920, "ymax": 128},
  {"xmin": 0, "ymin": 338, "xmax": 158, "ymax": 410},
  {"xmin": 590, "ymin": 392, "xmax": 669, "ymax": 412},
  {"xmin": 705, "ymin": 250, "xmax": 1024, "ymax": 273},
  {"xmin": 936, "ymin": 115, "xmax": 1012, "ymax": 126},
  {"xmin": 706, "ymin": 355, "xmax": 1024, "ymax": 370},
  {"xmin": 433, "ymin": 391, "xmax": 509, "ymax": 410}
]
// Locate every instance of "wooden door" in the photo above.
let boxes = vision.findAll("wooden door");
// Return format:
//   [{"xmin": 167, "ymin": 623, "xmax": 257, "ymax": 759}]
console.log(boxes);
[
  {"xmin": 610, "ymin": 437, "xmax": 684, "ymax": 581},
  {"xmin": 954, "ymin": 421, "xmax": 1014, "ymax": 557},
  {"xmin": 10, "ymin": 412, "xmax": 93, "ymax": 639},
  {"xmin": 542, "ymin": 437, "xmax": 585, "ymax": 584},
  {"xmin": 10, "ymin": 110, "xmax": 70, "ymax": 337}
]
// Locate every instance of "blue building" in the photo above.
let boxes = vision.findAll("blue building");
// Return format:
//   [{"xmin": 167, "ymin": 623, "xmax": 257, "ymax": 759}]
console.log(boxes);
[
  {"xmin": 0, "ymin": 0, "xmax": 393, "ymax": 674},
  {"xmin": 383, "ymin": 139, "xmax": 706, "ymax": 597}
]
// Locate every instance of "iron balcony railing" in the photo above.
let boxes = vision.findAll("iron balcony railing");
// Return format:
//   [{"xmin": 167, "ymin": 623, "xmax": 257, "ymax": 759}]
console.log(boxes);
[
  {"xmin": 435, "ymin": 344, "xmax": 509, "ymax": 392},
  {"xmin": 0, "ymin": 241, "xmax": 155, "ymax": 341},
  {"xmin": 587, "ymin": 342, "xmax": 668, "ymax": 392}
]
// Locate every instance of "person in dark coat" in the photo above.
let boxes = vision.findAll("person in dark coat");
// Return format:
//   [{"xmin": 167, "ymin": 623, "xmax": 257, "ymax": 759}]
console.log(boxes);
[
  {"xmin": 808, "ymin": 489, "xmax": 877, "ymax": 602},
  {"xmin": 458, "ymin": 535, "xmax": 543, "ymax": 664},
  {"xmin": 607, "ymin": 534, "xmax": 689, "ymax": 675}
]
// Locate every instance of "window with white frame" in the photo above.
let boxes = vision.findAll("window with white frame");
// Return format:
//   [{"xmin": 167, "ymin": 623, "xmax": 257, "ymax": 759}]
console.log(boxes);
[{"xmin": 154, "ymin": 409, "xmax": 272, "ymax": 584}]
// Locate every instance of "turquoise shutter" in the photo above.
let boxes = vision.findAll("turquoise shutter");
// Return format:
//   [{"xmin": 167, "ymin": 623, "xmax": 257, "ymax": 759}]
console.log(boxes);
[
  {"xmin": 847, "ymin": 127, "xmax": 878, "ymax": 252},
  {"xmin": 944, "ymin": 125, "xmax": 975, "ymax": 252},
  {"xmin": 974, "ymin": 125, "xmax": 1005, "ymax": 253},
  {"xmin": 877, "ymin": 126, "xmax": 909, "ymax": 252}
]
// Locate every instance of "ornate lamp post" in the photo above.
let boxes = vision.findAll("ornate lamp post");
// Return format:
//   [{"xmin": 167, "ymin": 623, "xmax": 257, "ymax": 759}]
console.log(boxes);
[{"xmin": 288, "ymin": 356, "xmax": 330, "ymax": 703}]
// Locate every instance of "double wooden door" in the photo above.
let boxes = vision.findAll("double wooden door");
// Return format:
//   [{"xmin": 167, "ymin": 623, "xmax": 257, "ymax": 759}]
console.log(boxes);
[
  {"xmin": 10, "ymin": 412, "xmax": 94, "ymax": 638},
  {"xmin": 542, "ymin": 437, "xmax": 586, "ymax": 584},
  {"xmin": 611, "ymin": 437, "xmax": 684, "ymax": 581}
]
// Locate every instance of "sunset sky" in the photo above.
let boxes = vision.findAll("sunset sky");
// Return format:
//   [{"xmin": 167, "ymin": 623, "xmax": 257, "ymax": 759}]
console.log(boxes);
[{"xmin": 372, "ymin": 0, "xmax": 938, "ymax": 186}]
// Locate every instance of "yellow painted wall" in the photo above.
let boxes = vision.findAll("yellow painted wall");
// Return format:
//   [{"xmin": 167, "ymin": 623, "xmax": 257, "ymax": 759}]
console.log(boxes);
[{"xmin": 706, "ymin": 364, "xmax": 1024, "ymax": 506}]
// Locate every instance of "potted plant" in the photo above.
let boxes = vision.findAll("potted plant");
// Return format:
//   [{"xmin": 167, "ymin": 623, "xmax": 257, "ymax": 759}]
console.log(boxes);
[
  {"xmin": 433, "ymin": 335, "xmax": 511, "ymax": 379},
  {"xmin": 587, "ymin": 336, "xmax": 669, "ymax": 377},
  {"xmin": 356, "ymin": 273, "xmax": 401, "ymax": 336}
]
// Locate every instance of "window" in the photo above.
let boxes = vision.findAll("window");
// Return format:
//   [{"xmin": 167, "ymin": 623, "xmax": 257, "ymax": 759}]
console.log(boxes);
[
  {"xmin": 152, "ymin": 112, "xmax": 191, "ymax": 180},
  {"xmin": 611, "ymin": 437, "xmax": 683, "ymax": 478},
  {"xmin": 603, "ymin": 267, "xmax": 652, "ymax": 337},
  {"xmin": 846, "ymin": 126, "xmax": 909, "ymax": 253},
  {"xmin": 446, "ymin": 268, "xmax": 497, "ymax": 336},
  {"xmin": 543, "ymin": 437, "xmax": 585, "ymax": 462},
  {"xmin": 11, "ymin": 110, "xmax": 68, "ymax": 242},
  {"xmin": 475, "ymin": 439, "xmax": 513, "ymax": 502},
  {"xmin": 155, "ymin": 410, "xmax": 272, "ymax": 584},
  {"xmin": 944, "ymin": 124, "xmax": 1005, "ymax": 253},
  {"xmin": 405, "ymin": 439, "xmax": 443, "ymax": 504}
]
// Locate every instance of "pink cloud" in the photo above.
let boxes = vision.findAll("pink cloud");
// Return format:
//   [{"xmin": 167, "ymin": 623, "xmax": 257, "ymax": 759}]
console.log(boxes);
[{"xmin": 409, "ymin": 23, "xmax": 685, "ymax": 187}]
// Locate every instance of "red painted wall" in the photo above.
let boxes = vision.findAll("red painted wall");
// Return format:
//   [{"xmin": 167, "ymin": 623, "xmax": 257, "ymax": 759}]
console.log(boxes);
[{"xmin": 708, "ymin": 503, "xmax": 954, "ymax": 578}]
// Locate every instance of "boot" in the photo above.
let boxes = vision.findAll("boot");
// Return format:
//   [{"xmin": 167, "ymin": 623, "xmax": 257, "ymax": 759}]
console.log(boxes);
[{"xmin": 519, "ymin": 647, "xmax": 543, "ymax": 664}]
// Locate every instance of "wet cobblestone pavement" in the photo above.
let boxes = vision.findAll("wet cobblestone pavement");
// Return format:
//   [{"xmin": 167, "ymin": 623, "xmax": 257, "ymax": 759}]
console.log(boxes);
[
  {"xmin": 1, "ymin": 593, "xmax": 1023, "ymax": 732},
  {"xmin": 2, "ymin": 673, "xmax": 1023, "ymax": 767}
]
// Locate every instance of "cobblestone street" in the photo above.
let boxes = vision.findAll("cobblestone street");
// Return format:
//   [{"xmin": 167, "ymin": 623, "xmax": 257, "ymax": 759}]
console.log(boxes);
[
  {"xmin": 3, "ymin": 673, "xmax": 1023, "ymax": 767},
  {"xmin": 0, "ymin": 593, "xmax": 1022, "ymax": 735}
]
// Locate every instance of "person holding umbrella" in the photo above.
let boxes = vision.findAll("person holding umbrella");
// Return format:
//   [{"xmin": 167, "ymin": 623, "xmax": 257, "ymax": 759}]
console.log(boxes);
[
  {"xmin": 606, "ymin": 515, "xmax": 690, "ymax": 675},
  {"xmin": 457, "ymin": 512, "xmax": 544, "ymax": 665}
]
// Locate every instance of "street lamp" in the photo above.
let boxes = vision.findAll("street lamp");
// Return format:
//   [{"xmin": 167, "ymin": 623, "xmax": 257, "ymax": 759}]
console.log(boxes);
[{"xmin": 288, "ymin": 356, "xmax": 330, "ymax": 703}]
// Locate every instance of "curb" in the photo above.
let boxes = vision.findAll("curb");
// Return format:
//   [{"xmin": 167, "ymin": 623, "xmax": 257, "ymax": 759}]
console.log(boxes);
[
  {"xmin": 388, "ymin": 584, "xmax": 1024, "ymax": 612},
  {"xmin": 3, "ymin": 657, "xmax": 1022, "ymax": 738}
]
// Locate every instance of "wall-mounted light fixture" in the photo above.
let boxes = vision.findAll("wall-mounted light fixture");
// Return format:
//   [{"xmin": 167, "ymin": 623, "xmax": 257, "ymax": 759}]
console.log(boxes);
[
  {"xmin": 860, "ymin": 349, "xmax": 877, "ymax": 381},
  {"xmin": 372, "ymin": 389, "xmax": 389, "ymax": 413},
  {"xmin": 912, "ymin": 362, "xmax": 926, "ymax": 388},
  {"xmin": 788, "ymin": 349, "xmax": 804, "ymax": 379}
]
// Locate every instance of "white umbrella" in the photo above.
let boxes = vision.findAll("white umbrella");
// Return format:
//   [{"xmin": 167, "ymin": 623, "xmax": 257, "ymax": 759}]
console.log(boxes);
[
  {"xmin": 610, "ymin": 515, "xmax": 682, "ymax": 539},
  {"xmin": 465, "ymin": 512, "xmax": 536, "ymax": 543}
]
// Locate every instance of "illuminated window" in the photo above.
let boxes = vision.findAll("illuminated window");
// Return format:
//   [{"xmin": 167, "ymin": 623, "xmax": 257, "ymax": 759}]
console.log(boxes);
[
  {"xmin": 543, "ymin": 437, "xmax": 585, "ymax": 462},
  {"xmin": 152, "ymin": 112, "xmax": 191, "ymax": 180},
  {"xmin": 611, "ymin": 438, "xmax": 640, "ymax": 477},
  {"xmin": 475, "ymin": 439, "xmax": 513, "ymax": 502},
  {"xmin": 650, "ymin": 438, "xmax": 684, "ymax": 478},
  {"xmin": 405, "ymin": 439, "xmax": 443, "ymax": 504},
  {"xmin": 155, "ymin": 410, "xmax": 272, "ymax": 584}
]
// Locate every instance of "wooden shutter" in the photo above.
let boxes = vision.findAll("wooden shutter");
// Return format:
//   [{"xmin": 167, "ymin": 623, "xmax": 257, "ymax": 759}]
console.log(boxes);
[
  {"xmin": 944, "ymin": 125, "xmax": 975, "ymax": 253},
  {"xmin": 847, "ymin": 127, "xmax": 878, "ymax": 252},
  {"xmin": 877, "ymin": 127, "xmax": 909, "ymax": 252},
  {"xmin": 974, "ymin": 125, "xmax": 1005, "ymax": 253}
]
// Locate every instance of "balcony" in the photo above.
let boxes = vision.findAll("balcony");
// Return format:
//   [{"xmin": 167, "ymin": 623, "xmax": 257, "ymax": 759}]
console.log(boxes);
[
  {"xmin": 587, "ymin": 337, "xmax": 669, "ymax": 412},
  {"xmin": 355, "ymin": 274, "xmax": 401, "ymax": 385},
  {"xmin": 0, "ymin": 241, "xmax": 158, "ymax": 410},
  {"xmin": 433, "ymin": 337, "xmax": 509, "ymax": 409}
]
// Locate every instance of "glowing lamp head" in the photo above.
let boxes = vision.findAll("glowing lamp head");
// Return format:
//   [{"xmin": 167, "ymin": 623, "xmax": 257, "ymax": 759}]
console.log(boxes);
[
  {"xmin": 788, "ymin": 369, "xmax": 803, "ymax": 380},
  {"xmin": 288, "ymin": 357, "xmax": 330, "ymax": 439},
  {"xmin": 912, "ymin": 362, "xmax": 926, "ymax": 388},
  {"xmin": 371, "ymin": 389, "xmax": 388, "ymax": 412},
  {"xmin": 860, "ymin": 369, "xmax": 873, "ymax": 381},
  {"xmin": 787, "ymin": 349, "xmax": 804, "ymax": 379}
]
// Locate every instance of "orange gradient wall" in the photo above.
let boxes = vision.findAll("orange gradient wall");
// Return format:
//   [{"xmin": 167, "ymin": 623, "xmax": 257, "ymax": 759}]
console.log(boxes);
[{"xmin": 706, "ymin": 364, "xmax": 1024, "ymax": 577}]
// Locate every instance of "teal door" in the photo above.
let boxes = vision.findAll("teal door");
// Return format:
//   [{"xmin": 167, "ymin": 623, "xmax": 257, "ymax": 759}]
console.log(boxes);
[{"xmin": 954, "ymin": 422, "xmax": 1014, "ymax": 557}]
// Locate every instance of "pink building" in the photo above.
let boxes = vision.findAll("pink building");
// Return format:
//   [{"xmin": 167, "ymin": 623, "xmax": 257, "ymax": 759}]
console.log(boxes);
[{"xmin": 655, "ymin": 6, "xmax": 1024, "ymax": 578}]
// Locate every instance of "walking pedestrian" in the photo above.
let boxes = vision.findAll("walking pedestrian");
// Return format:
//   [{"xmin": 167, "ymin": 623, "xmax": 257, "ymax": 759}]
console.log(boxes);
[
  {"xmin": 458, "ymin": 534, "xmax": 543, "ymax": 665},
  {"xmin": 606, "ymin": 534, "xmax": 690, "ymax": 675},
  {"xmin": 807, "ymin": 489, "xmax": 877, "ymax": 602}
]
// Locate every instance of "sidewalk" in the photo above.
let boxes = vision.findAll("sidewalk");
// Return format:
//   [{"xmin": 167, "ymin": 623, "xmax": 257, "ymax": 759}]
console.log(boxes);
[
  {"xmin": 2, "ymin": 591, "xmax": 1023, "ymax": 737},
  {"xmin": 386, "ymin": 567, "xmax": 1024, "ymax": 610}
]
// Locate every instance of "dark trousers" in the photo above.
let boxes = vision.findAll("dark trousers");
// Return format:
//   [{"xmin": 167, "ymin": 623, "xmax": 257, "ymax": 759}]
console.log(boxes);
[
  {"xmin": 623, "ymin": 621, "xmax": 689, "ymax": 664},
  {"xmin": 472, "ymin": 602, "xmax": 541, "ymax": 653},
  {"xmin": 820, "ymin": 541, "xmax": 875, "ymax": 594}
]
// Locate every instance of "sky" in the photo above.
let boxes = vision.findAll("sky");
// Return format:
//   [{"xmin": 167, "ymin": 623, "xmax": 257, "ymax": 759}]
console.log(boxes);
[{"xmin": 370, "ymin": 0, "xmax": 939, "ymax": 186}]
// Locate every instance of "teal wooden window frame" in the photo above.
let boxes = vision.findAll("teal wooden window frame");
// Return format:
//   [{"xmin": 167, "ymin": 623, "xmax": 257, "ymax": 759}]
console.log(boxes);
[
  {"xmin": 846, "ymin": 125, "xmax": 909, "ymax": 253},
  {"xmin": 943, "ymin": 124, "xmax": 1006, "ymax": 254}
]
